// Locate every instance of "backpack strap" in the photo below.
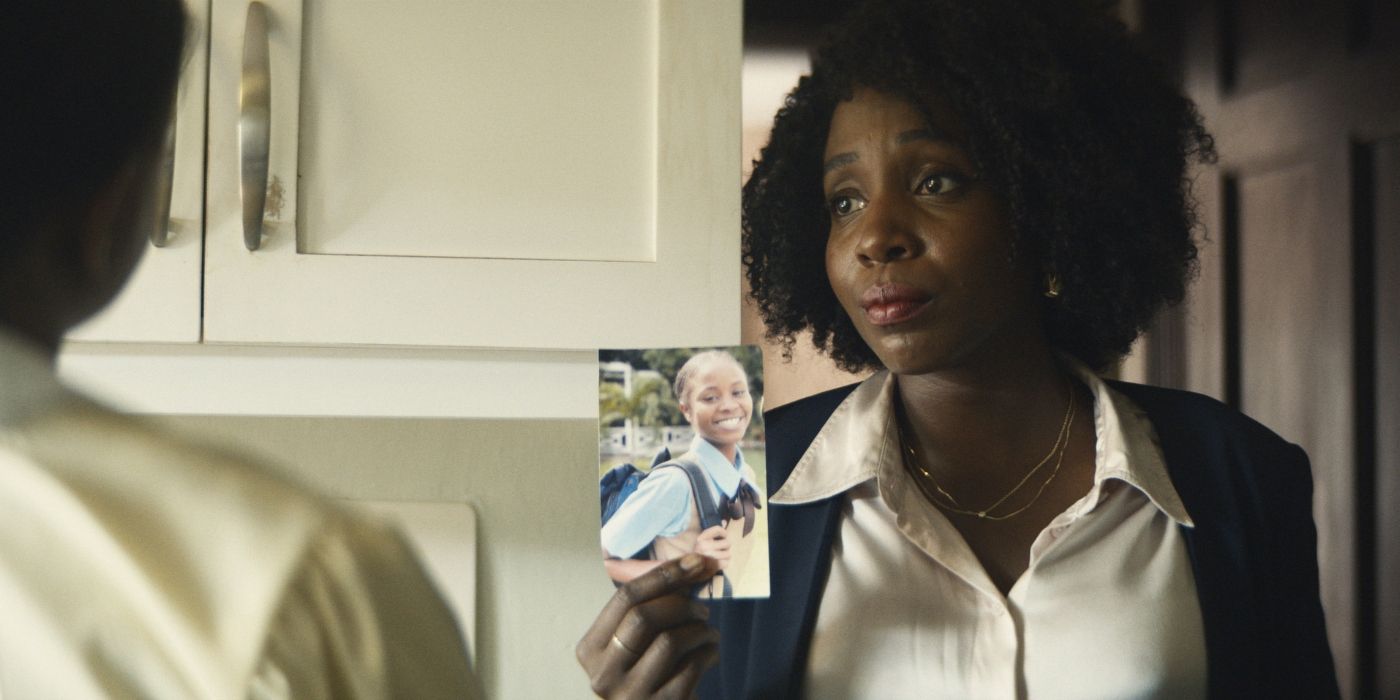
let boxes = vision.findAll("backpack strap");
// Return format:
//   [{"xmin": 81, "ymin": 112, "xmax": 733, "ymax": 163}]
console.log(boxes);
[
  {"xmin": 660, "ymin": 456, "xmax": 735, "ymax": 598},
  {"xmin": 661, "ymin": 456, "xmax": 723, "ymax": 531}
]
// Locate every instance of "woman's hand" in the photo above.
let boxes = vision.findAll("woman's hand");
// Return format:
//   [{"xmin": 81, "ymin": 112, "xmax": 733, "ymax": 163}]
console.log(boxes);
[
  {"xmin": 603, "ymin": 556, "xmax": 663, "ymax": 585},
  {"xmin": 692, "ymin": 526, "xmax": 731, "ymax": 570},
  {"xmin": 577, "ymin": 553, "xmax": 723, "ymax": 699}
]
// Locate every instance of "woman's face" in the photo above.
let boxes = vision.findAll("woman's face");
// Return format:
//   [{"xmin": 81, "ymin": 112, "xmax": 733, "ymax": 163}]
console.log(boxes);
[
  {"xmin": 822, "ymin": 88, "xmax": 1042, "ymax": 375},
  {"xmin": 680, "ymin": 359, "xmax": 753, "ymax": 450}
]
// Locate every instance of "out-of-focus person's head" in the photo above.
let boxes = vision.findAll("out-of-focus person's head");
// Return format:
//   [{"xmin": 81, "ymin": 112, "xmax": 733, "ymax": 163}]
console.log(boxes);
[{"xmin": 0, "ymin": 0, "xmax": 187, "ymax": 350}]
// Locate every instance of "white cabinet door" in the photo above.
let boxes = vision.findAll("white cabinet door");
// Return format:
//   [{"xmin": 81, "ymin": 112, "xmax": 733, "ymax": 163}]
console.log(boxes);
[
  {"xmin": 65, "ymin": 0, "xmax": 208, "ymax": 344},
  {"xmin": 203, "ymin": 0, "xmax": 741, "ymax": 350}
]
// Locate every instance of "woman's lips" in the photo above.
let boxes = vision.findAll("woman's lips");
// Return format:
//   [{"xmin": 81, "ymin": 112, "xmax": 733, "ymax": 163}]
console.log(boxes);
[{"xmin": 860, "ymin": 283, "xmax": 932, "ymax": 326}]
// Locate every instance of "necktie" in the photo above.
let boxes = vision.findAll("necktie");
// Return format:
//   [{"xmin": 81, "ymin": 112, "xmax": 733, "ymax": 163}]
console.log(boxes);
[{"xmin": 722, "ymin": 481, "xmax": 762, "ymax": 536}]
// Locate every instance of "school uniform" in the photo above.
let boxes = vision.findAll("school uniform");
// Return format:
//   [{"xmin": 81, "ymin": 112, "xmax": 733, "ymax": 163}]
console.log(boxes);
[
  {"xmin": 602, "ymin": 436, "xmax": 761, "ymax": 597},
  {"xmin": 602, "ymin": 437, "xmax": 755, "ymax": 557}
]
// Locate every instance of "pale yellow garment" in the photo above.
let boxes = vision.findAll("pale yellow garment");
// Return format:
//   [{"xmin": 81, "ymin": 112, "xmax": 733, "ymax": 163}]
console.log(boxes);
[{"xmin": 0, "ymin": 331, "xmax": 481, "ymax": 699}]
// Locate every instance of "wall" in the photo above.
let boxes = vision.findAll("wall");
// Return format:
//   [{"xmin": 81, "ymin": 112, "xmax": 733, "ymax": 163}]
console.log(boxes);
[{"xmin": 161, "ymin": 415, "xmax": 609, "ymax": 699}]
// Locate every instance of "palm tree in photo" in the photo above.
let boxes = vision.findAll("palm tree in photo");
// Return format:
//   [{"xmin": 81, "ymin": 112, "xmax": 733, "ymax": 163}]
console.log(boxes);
[{"xmin": 599, "ymin": 373, "xmax": 671, "ymax": 461}]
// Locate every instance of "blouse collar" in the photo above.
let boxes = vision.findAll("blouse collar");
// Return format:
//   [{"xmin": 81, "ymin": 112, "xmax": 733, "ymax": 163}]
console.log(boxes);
[
  {"xmin": 771, "ymin": 362, "xmax": 1194, "ymax": 528},
  {"xmin": 687, "ymin": 434, "xmax": 751, "ymax": 498}
]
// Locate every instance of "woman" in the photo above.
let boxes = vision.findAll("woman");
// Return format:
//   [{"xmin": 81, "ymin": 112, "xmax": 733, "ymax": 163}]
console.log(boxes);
[
  {"xmin": 601, "ymin": 351, "xmax": 762, "ymax": 597},
  {"xmin": 577, "ymin": 1, "xmax": 1337, "ymax": 698}
]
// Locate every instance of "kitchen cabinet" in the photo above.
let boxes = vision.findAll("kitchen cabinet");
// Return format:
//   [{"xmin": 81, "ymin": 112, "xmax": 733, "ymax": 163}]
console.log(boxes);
[
  {"xmin": 203, "ymin": 0, "xmax": 740, "ymax": 349},
  {"xmin": 71, "ymin": 0, "xmax": 740, "ymax": 351},
  {"xmin": 62, "ymin": 0, "xmax": 742, "ymax": 420}
]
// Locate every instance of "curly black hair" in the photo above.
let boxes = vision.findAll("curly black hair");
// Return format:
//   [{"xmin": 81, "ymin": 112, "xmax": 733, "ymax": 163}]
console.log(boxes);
[{"xmin": 743, "ymin": 0, "xmax": 1215, "ymax": 372}]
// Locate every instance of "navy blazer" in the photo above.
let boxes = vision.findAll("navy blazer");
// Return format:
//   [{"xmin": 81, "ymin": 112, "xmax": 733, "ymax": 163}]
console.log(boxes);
[{"xmin": 701, "ymin": 380, "xmax": 1338, "ymax": 699}]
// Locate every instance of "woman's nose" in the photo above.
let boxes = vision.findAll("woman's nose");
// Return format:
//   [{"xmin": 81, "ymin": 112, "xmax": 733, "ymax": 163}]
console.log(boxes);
[{"xmin": 855, "ymin": 194, "xmax": 922, "ymax": 265}]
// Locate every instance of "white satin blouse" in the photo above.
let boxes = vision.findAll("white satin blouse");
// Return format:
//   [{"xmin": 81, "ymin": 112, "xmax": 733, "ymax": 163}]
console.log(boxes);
[{"xmin": 772, "ymin": 365, "xmax": 1208, "ymax": 699}]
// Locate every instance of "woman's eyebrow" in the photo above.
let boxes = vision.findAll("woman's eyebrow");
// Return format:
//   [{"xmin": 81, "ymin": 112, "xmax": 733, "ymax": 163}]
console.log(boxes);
[
  {"xmin": 823, "ymin": 152, "xmax": 858, "ymax": 175},
  {"xmin": 824, "ymin": 127, "xmax": 962, "ymax": 175},
  {"xmin": 896, "ymin": 127, "xmax": 960, "ymax": 147}
]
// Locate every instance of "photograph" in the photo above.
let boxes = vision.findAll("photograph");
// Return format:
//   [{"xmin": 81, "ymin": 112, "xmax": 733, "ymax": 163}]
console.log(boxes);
[{"xmin": 597, "ymin": 346, "xmax": 769, "ymax": 599}]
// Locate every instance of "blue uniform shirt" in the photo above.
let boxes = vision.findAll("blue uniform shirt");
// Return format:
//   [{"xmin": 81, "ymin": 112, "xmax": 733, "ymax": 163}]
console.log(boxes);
[{"xmin": 601, "ymin": 436, "xmax": 753, "ymax": 559}]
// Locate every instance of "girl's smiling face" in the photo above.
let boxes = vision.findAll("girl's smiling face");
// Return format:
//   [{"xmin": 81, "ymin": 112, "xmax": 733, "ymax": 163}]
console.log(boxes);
[{"xmin": 680, "ymin": 358, "xmax": 753, "ymax": 451}]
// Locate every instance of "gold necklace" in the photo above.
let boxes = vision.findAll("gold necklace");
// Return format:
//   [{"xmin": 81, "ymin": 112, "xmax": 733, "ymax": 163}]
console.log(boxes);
[{"xmin": 898, "ymin": 381, "xmax": 1076, "ymax": 521}]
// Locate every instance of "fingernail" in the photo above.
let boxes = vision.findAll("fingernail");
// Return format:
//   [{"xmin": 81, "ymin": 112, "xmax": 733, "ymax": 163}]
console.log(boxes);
[
  {"xmin": 691, "ymin": 601, "xmax": 711, "ymax": 620},
  {"xmin": 680, "ymin": 553, "xmax": 703, "ymax": 572}
]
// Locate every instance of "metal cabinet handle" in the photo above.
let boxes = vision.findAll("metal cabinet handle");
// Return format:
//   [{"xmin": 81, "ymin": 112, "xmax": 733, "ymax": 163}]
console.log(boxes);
[
  {"xmin": 240, "ymin": 1, "xmax": 271, "ymax": 251},
  {"xmin": 150, "ymin": 108, "xmax": 178, "ymax": 247}
]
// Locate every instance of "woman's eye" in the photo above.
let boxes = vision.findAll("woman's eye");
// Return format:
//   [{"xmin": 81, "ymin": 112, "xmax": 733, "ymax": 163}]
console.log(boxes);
[
  {"xmin": 916, "ymin": 172, "xmax": 965, "ymax": 196},
  {"xmin": 828, "ymin": 193, "xmax": 866, "ymax": 218}
]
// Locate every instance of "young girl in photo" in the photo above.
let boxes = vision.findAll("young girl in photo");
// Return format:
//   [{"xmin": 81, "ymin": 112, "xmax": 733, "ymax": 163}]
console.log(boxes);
[{"xmin": 600, "ymin": 351, "xmax": 762, "ymax": 598}]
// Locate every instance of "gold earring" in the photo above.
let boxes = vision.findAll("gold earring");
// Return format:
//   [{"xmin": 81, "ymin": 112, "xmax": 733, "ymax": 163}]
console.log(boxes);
[{"xmin": 1044, "ymin": 273, "xmax": 1062, "ymax": 299}]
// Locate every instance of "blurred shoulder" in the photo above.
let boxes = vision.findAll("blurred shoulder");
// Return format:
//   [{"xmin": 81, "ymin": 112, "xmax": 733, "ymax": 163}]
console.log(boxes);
[
  {"xmin": 0, "ymin": 399, "xmax": 404, "ymax": 693},
  {"xmin": 30, "ymin": 400, "xmax": 338, "ymax": 524},
  {"xmin": 7, "ymin": 399, "xmax": 379, "ymax": 584}
]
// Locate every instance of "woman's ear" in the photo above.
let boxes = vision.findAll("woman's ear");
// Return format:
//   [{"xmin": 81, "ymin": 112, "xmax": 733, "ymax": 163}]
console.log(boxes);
[{"xmin": 679, "ymin": 402, "xmax": 693, "ymax": 425}]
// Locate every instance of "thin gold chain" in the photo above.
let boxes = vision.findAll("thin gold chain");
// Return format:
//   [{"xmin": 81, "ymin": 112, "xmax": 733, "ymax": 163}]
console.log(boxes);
[
  {"xmin": 899, "ymin": 387, "xmax": 1072, "ymax": 511},
  {"xmin": 898, "ymin": 379, "xmax": 1076, "ymax": 521}
]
